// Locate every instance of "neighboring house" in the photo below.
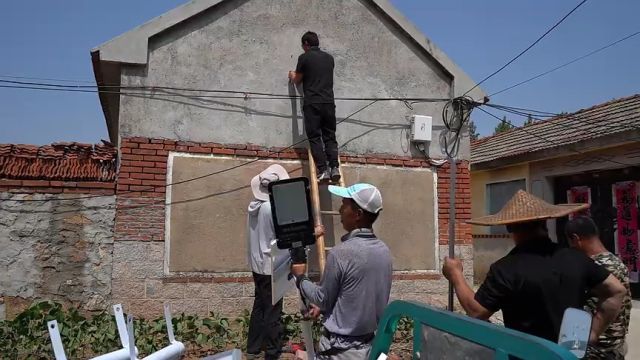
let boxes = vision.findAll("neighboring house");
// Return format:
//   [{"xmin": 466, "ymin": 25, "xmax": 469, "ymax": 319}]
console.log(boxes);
[
  {"xmin": 470, "ymin": 94, "xmax": 640, "ymax": 300},
  {"xmin": 1, "ymin": 0, "xmax": 485, "ymax": 319},
  {"xmin": 0, "ymin": 142, "xmax": 117, "ymax": 319}
]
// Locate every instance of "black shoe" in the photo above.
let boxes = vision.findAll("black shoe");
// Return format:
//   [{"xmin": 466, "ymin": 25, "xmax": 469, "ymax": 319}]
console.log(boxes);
[
  {"xmin": 330, "ymin": 167, "xmax": 341, "ymax": 182},
  {"xmin": 317, "ymin": 169, "xmax": 330, "ymax": 182}
]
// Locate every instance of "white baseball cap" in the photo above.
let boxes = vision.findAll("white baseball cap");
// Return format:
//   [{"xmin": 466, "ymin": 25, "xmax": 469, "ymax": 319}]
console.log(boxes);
[{"xmin": 328, "ymin": 183, "xmax": 383, "ymax": 214}]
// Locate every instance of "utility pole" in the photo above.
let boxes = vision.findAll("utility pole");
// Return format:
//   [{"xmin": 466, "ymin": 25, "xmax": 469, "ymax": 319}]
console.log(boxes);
[
  {"xmin": 446, "ymin": 99, "xmax": 466, "ymax": 312},
  {"xmin": 447, "ymin": 156, "xmax": 456, "ymax": 311}
]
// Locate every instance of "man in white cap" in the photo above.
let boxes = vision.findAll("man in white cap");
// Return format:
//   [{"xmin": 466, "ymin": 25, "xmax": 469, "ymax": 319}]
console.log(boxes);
[
  {"xmin": 247, "ymin": 164, "xmax": 290, "ymax": 360},
  {"xmin": 442, "ymin": 190, "xmax": 626, "ymax": 345},
  {"xmin": 291, "ymin": 183, "xmax": 393, "ymax": 360}
]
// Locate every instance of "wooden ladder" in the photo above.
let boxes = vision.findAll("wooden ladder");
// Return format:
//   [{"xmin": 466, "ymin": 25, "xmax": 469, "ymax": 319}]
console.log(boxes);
[{"xmin": 307, "ymin": 148, "xmax": 345, "ymax": 274}]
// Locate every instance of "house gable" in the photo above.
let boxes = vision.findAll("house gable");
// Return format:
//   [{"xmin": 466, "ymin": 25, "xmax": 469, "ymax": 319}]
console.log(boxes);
[{"xmin": 92, "ymin": 0, "xmax": 484, "ymax": 156}]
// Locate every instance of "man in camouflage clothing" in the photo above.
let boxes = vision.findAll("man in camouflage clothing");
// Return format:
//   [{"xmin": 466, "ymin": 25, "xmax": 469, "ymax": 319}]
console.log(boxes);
[{"xmin": 566, "ymin": 216, "xmax": 632, "ymax": 360}]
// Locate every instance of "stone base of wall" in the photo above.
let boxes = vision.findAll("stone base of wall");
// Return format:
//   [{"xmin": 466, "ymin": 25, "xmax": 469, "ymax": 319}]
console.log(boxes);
[
  {"xmin": 0, "ymin": 193, "xmax": 115, "ymax": 320},
  {"xmin": 112, "ymin": 241, "xmax": 473, "ymax": 318}
]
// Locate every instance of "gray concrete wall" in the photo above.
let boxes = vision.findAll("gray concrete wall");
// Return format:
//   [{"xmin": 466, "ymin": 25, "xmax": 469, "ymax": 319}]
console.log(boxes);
[
  {"xmin": 119, "ymin": 0, "xmax": 469, "ymax": 159},
  {"xmin": 0, "ymin": 193, "xmax": 115, "ymax": 319}
]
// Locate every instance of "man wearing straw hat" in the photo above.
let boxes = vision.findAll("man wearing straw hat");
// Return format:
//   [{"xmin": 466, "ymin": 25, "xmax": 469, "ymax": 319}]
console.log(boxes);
[
  {"xmin": 246, "ymin": 164, "xmax": 290, "ymax": 360},
  {"xmin": 442, "ymin": 190, "xmax": 627, "ymax": 344}
]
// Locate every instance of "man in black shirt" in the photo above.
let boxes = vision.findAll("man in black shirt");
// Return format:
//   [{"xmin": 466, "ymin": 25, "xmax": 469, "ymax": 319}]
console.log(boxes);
[
  {"xmin": 442, "ymin": 190, "xmax": 626, "ymax": 343},
  {"xmin": 288, "ymin": 31, "xmax": 339, "ymax": 182}
]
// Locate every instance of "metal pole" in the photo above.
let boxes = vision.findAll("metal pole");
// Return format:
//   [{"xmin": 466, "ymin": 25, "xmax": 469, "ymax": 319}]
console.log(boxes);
[{"xmin": 447, "ymin": 155, "xmax": 457, "ymax": 311}]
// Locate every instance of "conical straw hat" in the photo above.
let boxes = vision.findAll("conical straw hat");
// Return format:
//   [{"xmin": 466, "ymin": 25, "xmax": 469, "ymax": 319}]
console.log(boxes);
[{"xmin": 468, "ymin": 190, "xmax": 590, "ymax": 226}]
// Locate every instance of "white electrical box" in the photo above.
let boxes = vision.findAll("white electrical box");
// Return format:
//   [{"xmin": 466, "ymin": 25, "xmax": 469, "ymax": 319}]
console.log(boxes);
[{"xmin": 410, "ymin": 115, "xmax": 432, "ymax": 142}]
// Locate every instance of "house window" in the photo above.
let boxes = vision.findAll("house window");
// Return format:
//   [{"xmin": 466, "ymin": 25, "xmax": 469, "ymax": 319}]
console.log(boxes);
[{"xmin": 486, "ymin": 179, "xmax": 526, "ymax": 234}]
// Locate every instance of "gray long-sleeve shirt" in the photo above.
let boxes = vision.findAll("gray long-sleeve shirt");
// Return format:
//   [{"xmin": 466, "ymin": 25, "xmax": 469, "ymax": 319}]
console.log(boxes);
[{"xmin": 300, "ymin": 228, "xmax": 393, "ymax": 337}]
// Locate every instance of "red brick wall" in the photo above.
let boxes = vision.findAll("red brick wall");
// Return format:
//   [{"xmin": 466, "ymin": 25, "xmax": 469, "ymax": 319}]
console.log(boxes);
[
  {"xmin": 436, "ymin": 161, "xmax": 472, "ymax": 245},
  {"xmin": 115, "ymin": 137, "xmax": 471, "ymax": 247},
  {"xmin": 111, "ymin": 137, "xmax": 472, "ymax": 314},
  {"xmin": 0, "ymin": 179, "xmax": 115, "ymax": 195}
]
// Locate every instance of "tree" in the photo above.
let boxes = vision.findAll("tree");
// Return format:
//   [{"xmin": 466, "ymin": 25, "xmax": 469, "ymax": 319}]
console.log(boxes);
[
  {"xmin": 468, "ymin": 119, "xmax": 480, "ymax": 141},
  {"xmin": 494, "ymin": 116, "xmax": 514, "ymax": 134},
  {"xmin": 524, "ymin": 114, "xmax": 534, "ymax": 126}
]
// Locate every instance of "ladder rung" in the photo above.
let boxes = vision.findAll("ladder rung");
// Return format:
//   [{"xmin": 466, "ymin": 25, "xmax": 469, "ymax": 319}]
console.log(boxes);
[{"xmin": 320, "ymin": 210, "xmax": 340, "ymax": 215}]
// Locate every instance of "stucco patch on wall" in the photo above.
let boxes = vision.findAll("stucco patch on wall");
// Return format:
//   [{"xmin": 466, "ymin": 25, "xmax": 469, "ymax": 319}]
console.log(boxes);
[{"xmin": 0, "ymin": 193, "xmax": 115, "ymax": 318}]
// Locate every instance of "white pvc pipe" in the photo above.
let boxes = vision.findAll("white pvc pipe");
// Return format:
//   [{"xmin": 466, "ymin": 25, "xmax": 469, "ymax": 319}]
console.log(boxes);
[
  {"xmin": 142, "ymin": 342, "xmax": 185, "ymax": 360},
  {"xmin": 163, "ymin": 303, "xmax": 175, "ymax": 343},
  {"xmin": 47, "ymin": 320, "xmax": 68, "ymax": 360},
  {"xmin": 92, "ymin": 348, "xmax": 135, "ymax": 360},
  {"xmin": 113, "ymin": 304, "xmax": 129, "ymax": 347},
  {"xmin": 140, "ymin": 303, "xmax": 185, "ymax": 360},
  {"xmin": 127, "ymin": 315, "xmax": 137, "ymax": 360}
]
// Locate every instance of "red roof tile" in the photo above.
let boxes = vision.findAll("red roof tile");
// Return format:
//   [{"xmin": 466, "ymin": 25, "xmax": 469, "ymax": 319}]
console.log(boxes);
[{"xmin": 0, "ymin": 141, "xmax": 116, "ymax": 182}]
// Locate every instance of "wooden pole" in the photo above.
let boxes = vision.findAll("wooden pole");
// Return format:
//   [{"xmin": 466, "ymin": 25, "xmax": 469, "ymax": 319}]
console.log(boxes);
[{"xmin": 308, "ymin": 148, "xmax": 326, "ymax": 274}]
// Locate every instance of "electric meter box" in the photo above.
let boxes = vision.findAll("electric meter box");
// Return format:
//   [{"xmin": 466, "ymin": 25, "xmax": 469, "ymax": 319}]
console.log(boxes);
[{"xmin": 410, "ymin": 115, "xmax": 433, "ymax": 142}]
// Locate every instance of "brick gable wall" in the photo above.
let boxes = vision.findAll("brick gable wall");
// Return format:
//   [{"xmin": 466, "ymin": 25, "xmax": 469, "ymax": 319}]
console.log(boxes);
[{"xmin": 112, "ymin": 137, "xmax": 472, "ymax": 317}]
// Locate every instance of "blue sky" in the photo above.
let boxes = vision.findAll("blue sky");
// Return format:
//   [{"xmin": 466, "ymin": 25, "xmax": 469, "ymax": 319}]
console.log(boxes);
[{"xmin": 1, "ymin": 0, "xmax": 638, "ymax": 144}]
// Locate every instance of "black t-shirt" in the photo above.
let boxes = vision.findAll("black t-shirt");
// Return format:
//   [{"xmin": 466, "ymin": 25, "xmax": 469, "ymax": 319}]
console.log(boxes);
[
  {"xmin": 475, "ymin": 238, "xmax": 610, "ymax": 342},
  {"xmin": 295, "ymin": 47, "xmax": 335, "ymax": 105}
]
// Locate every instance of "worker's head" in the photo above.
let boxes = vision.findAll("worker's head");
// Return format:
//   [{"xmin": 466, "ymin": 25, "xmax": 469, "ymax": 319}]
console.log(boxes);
[
  {"xmin": 506, "ymin": 220, "xmax": 548, "ymax": 244},
  {"xmin": 565, "ymin": 216, "xmax": 600, "ymax": 252},
  {"xmin": 301, "ymin": 31, "xmax": 319, "ymax": 52},
  {"xmin": 250, "ymin": 164, "xmax": 289, "ymax": 201},
  {"xmin": 328, "ymin": 184, "xmax": 382, "ymax": 232}
]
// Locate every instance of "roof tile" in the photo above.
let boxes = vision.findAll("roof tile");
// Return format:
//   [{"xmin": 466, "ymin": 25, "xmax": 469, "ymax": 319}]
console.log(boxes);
[
  {"xmin": 0, "ymin": 141, "xmax": 117, "ymax": 182},
  {"xmin": 471, "ymin": 94, "xmax": 640, "ymax": 164}
]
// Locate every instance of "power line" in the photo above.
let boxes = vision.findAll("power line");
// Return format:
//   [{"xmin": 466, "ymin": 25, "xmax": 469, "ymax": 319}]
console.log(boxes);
[
  {"xmin": 5, "ymin": 100, "xmax": 380, "ymax": 203},
  {"xmin": 482, "ymin": 103, "xmax": 631, "ymax": 148},
  {"xmin": 0, "ymin": 84, "xmax": 291, "ymax": 100},
  {"xmin": 0, "ymin": 79, "xmax": 449, "ymax": 103},
  {"xmin": 464, "ymin": 0, "xmax": 588, "ymax": 96},
  {"xmin": 484, "ymin": 101, "xmax": 636, "ymax": 133},
  {"xmin": 476, "ymin": 106, "xmax": 638, "ymax": 169},
  {"xmin": 441, "ymin": 96, "xmax": 476, "ymax": 158},
  {"xmin": 485, "ymin": 103, "xmax": 559, "ymax": 117},
  {"xmin": 490, "ymin": 30, "xmax": 640, "ymax": 97},
  {"xmin": 0, "ymin": 74, "xmax": 95, "ymax": 84}
]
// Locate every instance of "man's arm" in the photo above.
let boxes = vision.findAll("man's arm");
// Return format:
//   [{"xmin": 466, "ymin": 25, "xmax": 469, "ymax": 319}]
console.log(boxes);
[
  {"xmin": 288, "ymin": 71, "xmax": 303, "ymax": 84},
  {"xmin": 291, "ymin": 252, "xmax": 340, "ymax": 312},
  {"xmin": 300, "ymin": 252, "xmax": 340, "ymax": 311},
  {"xmin": 589, "ymin": 274, "xmax": 626, "ymax": 343},
  {"xmin": 442, "ymin": 257, "xmax": 494, "ymax": 320},
  {"xmin": 289, "ymin": 54, "xmax": 305, "ymax": 85}
]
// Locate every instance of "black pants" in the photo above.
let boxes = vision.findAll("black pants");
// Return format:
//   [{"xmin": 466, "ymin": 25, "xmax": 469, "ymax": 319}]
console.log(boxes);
[
  {"xmin": 247, "ymin": 272, "xmax": 283, "ymax": 359},
  {"xmin": 303, "ymin": 103, "xmax": 338, "ymax": 172}
]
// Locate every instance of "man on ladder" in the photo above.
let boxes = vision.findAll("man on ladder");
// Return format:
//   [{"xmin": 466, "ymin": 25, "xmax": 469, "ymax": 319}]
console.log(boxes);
[{"xmin": 289, "ymin": 31, "xmax": 340, "ymax": 183}]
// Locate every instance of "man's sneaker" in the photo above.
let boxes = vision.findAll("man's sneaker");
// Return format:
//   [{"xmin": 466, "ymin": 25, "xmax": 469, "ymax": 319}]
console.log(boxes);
[
  {"xmin": 317, "ymin": 169, "xmax": 331, "ymax": 182},
  {"xmin": 330, "ymin": 167, "xmax": 341, "ymax": 182}
]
